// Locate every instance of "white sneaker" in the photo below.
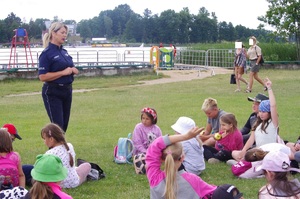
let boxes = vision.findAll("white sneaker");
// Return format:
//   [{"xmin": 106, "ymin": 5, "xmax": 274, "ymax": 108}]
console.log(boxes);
[
  {"xmin": 226, "ymin": 159, "xmax": 237, "ymax": 166},
  {"xmin": 208, "ymin": 158, "xmax": 220, "ymax": 164}
]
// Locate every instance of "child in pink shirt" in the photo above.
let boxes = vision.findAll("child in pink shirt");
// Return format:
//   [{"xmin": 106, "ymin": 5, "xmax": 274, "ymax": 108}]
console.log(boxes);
[
  {"xmin": 203, "ymin": 113, "xmax": 244, "ymax": 164},
  {"xmin": 0, "ymin": 128, "xmax": 25, "ymax": 188},
  {"xmin": 146, "ymin": 127, "xmax": 217, "ymax": 198},
  {"xmin": 146, "ymin": 126, "xmax": 244, "ymax": 199}
]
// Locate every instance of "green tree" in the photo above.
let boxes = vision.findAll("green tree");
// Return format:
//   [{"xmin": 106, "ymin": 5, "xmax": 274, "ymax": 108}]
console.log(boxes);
[
  {"xmin": 3, "ymin": 12, "xmax": 22, "ymax": 43},
  {"xmin": 218, "ymin": 22, "xmax": 236, "ymax": 42},
  {"xmin": 27, "ymin": 19, "xmax": 44, "ymax": 40},
  {"xmin": 103, "ymin": 15, "xmax": 113, "ymax": 38},
  {"xmin": 189, "ymin": 7, "xmax": 218, "ymax": 43},
  {"xmin": 0, "ymin": 20, "xmax": 7, "ymax": 43},
  {"xmin": 141, "ymin": 9, "xmax": 154, "ymax": 43},
  {"xmin": 177, "ymin": 7, "xmax": 192, "ymax": 44},
  {"xmin": 111, "ymin": 4, "xmax": 134, "ymax": 40},
  {"xmin": 123, "ymin": 14, "xmax": 143, "ymax": 42},
  {"xmin": 235, "ymin": 25, "xmax": 251, "ymax": 41},
  {"xmin": 258, "ymin": 0, "xmax": 300, "ymax": 60},
  {"xmin": 157, "ymin": 9, "xmax": 180, "ymax": 44},
  {"xmin": 76, "ymin": 20, "xmax": 92, "ymax": 39}
]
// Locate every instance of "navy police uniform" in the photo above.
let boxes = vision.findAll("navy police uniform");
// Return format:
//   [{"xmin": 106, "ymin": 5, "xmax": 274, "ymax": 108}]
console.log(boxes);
[{"xmin": 38, "ymin": 42, "xmax": 75, "ymax": 132}]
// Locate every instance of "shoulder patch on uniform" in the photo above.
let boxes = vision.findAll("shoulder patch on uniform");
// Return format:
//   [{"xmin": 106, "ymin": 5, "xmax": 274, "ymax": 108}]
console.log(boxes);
[{"xmin": 42, "ymin": 47, "xmax": 50, "ymax": 53}]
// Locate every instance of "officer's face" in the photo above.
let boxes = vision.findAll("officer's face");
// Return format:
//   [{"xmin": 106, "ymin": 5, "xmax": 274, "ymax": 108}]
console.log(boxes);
[{"xmin": 52, "ymin": 27, "xmax": 68, "ymax": 46}]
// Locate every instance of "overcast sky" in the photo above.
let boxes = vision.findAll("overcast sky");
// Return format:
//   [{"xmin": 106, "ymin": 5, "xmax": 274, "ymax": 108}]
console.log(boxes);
[{"xmin": 0, "ymin": 0, "xmax": 272, "ymax": 29}]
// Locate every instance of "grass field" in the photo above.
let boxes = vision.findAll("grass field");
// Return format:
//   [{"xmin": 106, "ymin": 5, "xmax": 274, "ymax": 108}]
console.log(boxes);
[{"xmin": 0, "ymin": 68, "xmax": 299, "ymax": 199}]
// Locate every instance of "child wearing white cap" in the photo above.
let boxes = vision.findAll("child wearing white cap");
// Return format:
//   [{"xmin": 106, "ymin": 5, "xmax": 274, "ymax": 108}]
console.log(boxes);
[
  {"xmin": 171, "ymin": 116, "xmax": 205, "ymax": 175},
  {"xmin": 256, "ymin": 150, "xmax": 300, "ymax": 198}
]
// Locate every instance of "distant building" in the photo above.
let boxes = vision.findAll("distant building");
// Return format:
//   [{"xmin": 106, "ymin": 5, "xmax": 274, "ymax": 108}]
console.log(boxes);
[
  {"xmin": 42, "ymin": 21, "xmax": 77, "ymax": 38},
  {"xmin": 66, "ymin": 24, "xmax": 76, "ymax": 35}
]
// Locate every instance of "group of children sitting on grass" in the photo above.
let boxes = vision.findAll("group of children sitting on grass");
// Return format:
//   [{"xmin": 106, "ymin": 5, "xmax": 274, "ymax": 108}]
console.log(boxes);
[
  {"xmin": 1, "ymin": 77, "xmax": 300, "ymax": 198},
  {"xmin": 0, "ymin": 123, "xmax": 91, "ymax": 199},
  {"xmin": 132, "ymin": 77, "xmax": 300, "ymax": 198}
]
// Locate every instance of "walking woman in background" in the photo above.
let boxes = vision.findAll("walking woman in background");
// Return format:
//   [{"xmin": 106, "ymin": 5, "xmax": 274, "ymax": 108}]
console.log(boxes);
[
  {"xmin": 246, "ymin": 36, "xmax": 266, "ymax": 93},
  {"xmin": 234, "ymin": 41, "xmax": 248, "ymax": 92},
  {"xmin": 38, "ymin": 22, "xmax": 79, "ymax": 132}
]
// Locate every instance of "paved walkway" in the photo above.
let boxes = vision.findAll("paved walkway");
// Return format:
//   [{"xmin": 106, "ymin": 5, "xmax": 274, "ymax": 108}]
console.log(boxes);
[
  {"xmin": 5, "ymin": 67, "xmax": 232, "ymax": 97},
  {"xmin": 139, "ymin": 67, "xmax": 232, "ymax": 85}
]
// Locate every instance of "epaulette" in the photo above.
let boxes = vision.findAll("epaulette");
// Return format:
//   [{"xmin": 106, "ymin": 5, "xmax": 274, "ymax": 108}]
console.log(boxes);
[{"xmin": 42, "ymin": 47, "xmax": 50, "ymax": 53}]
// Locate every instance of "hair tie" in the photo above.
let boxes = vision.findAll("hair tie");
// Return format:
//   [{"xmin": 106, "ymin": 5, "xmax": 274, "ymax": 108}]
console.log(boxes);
[
  {"xmin": 166, "ymin": 150, "xmax": 172, "ymax": 155},
  {"xmin": 48, "ymin": 130, "xmax": 52, "ymax": 137}
]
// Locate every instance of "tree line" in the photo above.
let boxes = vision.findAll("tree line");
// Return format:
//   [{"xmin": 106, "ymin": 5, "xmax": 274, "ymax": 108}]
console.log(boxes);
[
  {"xmin": 0, "ymin": 1, "xmax": 299, "ymax": 60},
  {"xmin": 0, "ymin": 5, "xmax": 273, "ymax": 45}
]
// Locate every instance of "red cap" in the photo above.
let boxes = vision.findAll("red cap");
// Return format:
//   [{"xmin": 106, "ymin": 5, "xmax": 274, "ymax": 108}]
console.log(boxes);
[{"xmin": 2, "ymin": 123, "xmax": 22, "ymax": 140}]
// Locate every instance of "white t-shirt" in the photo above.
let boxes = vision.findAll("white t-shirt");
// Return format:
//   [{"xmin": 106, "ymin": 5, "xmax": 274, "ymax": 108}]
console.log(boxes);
[
  {"xmin": 259, "ymin": 143, "xmax": 291, "ymax": 155},
  {"xmin": 46, "ymin": 143, "xmax": 80, "ymax": 188},
  {"xmin": 255, "ymin": 120, "xmax": 278, "ymax": 147}
]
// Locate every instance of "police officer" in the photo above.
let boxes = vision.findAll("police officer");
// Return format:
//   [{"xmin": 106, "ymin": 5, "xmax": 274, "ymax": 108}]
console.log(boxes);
[{"xmin": 38, "ymin": 22, "xmax": 79, "ymax": 132}]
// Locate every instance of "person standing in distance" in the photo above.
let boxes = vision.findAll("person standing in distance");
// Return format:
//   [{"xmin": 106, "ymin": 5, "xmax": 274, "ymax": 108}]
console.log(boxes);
[
  {"xmin": 246, "ymin": 36, "xmax": 266, "ymax": 93},
  {"xmin": 38, "ymin": 22, "xmax": 79, "ymax": 132}
]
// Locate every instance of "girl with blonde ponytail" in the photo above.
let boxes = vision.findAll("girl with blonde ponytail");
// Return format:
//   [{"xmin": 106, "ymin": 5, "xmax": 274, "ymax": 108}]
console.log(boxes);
[{"xmin": 146, "ymin": 127, "xmax": 218, "ymax": 199}]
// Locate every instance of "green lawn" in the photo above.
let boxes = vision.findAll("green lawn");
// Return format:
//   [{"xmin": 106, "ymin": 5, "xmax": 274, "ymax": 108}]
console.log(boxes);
[{"xmin": 0, "ymin": 69, "xmax": 299, "ymax": 199}]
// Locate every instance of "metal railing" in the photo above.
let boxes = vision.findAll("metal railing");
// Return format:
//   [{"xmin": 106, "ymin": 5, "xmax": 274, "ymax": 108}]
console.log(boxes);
[{"xmin": 0, "ymin": 47, "xmax": 237, "ymax": 71}]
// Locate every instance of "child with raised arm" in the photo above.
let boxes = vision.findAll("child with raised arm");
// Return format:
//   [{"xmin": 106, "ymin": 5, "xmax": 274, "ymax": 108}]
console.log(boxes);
[
  {"xmin": 41, "ymin": 123, "xmax": 91, "ymax": 188},
  {"xmin": 203, "ymin": 113, "xmax": 244, "ymax": 164},
  {"xmin": 146, "ymin": 126, "xmax": 243, "ymax": 199},
  {"xmin": 232, "ymin": 77, "xmax": 280, "ymax": 161}
]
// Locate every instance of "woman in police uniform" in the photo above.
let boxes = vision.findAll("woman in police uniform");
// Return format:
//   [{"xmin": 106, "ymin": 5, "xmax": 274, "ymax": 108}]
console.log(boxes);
[{"xmin": 38, "ymin": 22, "xmax": 79, "ymax": 132}]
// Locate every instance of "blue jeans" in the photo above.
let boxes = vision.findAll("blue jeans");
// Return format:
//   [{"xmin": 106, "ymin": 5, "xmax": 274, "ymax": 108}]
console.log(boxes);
[{"xmin": 22, "ymin": 164, "xmax": 34, "ymax": 186}]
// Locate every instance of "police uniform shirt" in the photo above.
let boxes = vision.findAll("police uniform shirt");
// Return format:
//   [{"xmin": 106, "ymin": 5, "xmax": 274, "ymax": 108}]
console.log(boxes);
[{"xmin": 38, "ymin": 42, "xmax": 74, "ymax": 85}]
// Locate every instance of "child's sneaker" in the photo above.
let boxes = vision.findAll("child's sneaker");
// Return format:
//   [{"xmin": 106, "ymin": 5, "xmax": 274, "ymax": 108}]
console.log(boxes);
[
  {"xmin": 226, "ymin": 159, "xmax": 238, "ymax": 166},
  {"xmin": 208, "ymin": 158, "xmax": 220, "ymax": 164}
]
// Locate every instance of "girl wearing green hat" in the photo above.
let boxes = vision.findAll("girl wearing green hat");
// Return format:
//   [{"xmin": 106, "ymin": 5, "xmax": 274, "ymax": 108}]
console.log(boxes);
[{"xmin": 23, "ymin": 154, "xmax": 72, "ymax": 199}]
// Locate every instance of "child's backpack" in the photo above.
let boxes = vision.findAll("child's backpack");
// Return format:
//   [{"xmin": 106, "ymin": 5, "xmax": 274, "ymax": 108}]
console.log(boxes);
[
  {"xmin": 77, "ymin": 158, "xmax": 106, "ymax": 180},
  {"xmin": 114, "ymin": 133, "xmax": 134, "ymax": 164}
]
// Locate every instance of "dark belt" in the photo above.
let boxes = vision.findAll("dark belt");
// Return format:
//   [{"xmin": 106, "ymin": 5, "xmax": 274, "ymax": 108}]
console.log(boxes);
[{"xmin": 44, "ymin": 82, "xmax": 72, "ymax": 88}]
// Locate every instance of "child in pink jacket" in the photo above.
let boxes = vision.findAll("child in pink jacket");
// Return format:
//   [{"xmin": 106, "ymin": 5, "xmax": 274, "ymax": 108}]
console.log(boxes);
[{"xmin": 146, "ymin": 126, "xmax": 217, "ymax": 199}]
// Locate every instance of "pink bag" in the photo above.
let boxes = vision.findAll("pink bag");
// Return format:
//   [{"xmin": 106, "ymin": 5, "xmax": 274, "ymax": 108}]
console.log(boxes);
[{"xmin": 231, "ymin": 160, "xmax": 252, "ymax": 176}]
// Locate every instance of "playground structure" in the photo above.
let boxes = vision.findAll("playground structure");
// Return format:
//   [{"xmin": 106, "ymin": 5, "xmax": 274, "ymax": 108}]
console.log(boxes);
[
  {"xmin": 9, "ymin": 28, "xmax": 34, "ymax": 68},
  {"xmin": 150, "ymin": 46, "xmax": 174, "ymax": 71}
]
